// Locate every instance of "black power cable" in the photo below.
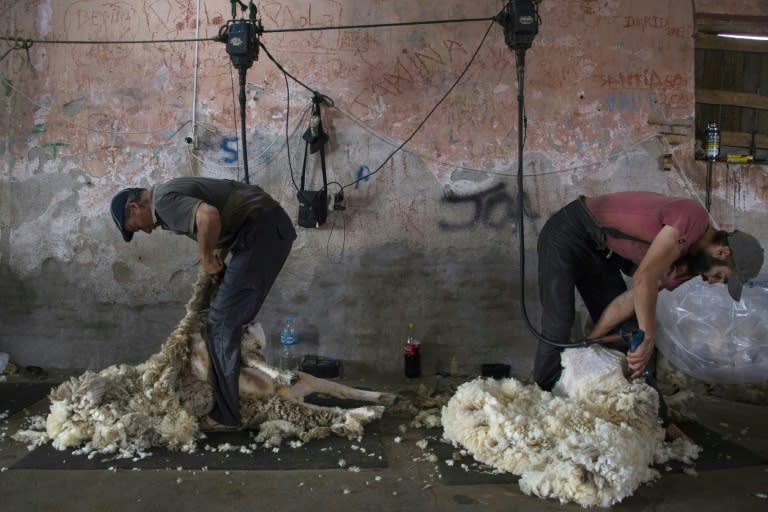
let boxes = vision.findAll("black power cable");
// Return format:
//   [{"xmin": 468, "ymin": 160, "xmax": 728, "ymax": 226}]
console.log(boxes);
[
  {"xmin": 499, "ymin": 0, "xmax": 644, "ymax": 350},
  {"xmin": 220, "ymin": 2, "xmax": 263, "ymax": 184},
  {"xmin": 0, "ymin": 17, "xmax": 494, "ymax": 46},
  {"xmin": 340, "ymin": 19, "xmax": 496, "ymax": 191}
]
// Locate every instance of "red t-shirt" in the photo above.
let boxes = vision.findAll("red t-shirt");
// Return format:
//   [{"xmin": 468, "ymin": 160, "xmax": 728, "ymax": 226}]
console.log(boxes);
[{"xmin": 584, "ymin": 192, "xmax": 710, "ymax": 290}]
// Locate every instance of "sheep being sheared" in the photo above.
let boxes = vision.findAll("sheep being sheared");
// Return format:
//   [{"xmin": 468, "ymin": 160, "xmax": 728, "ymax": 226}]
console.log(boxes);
[
  {"xmin": 441, "ymin": 345, "xmax": 700, "ymax": 508},
  {"xmin": 15, "ymin": 271, "xmax": 394, "ymax": 456}
]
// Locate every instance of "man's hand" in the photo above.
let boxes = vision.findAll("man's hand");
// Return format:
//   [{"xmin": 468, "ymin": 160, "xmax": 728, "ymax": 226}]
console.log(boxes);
[
  {"xmin": 627, "ymin": 337, "xmax": 655, "ymax": 379},
  {"xmin": 202, "ymin": 252, "xmax": 225, "ymax": 283},
  {"xmin": 665, "ymin": 422, "xmax": 694, "ymax": 443}
]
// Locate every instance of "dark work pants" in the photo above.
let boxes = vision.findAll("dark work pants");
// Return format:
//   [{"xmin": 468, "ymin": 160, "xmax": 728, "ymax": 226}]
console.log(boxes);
[
  {"xmin": 534, "ymin": 200, "xmax": 669, "ymax": 426},
  {"xmin": 206, "ymin": 206, "xmax": 296, "ymax": 426}
]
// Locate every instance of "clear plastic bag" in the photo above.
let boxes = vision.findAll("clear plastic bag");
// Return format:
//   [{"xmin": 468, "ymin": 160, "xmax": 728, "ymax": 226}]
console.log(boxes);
[{"xmin": 656, "ymin": 275, "xmax": 768, "ymax": 384}]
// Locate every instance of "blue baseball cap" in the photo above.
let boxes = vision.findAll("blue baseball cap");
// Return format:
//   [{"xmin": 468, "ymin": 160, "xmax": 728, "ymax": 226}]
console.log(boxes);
[{"xmin": 110, "ymin": 188, "xmax": 144, "ymax": 242}]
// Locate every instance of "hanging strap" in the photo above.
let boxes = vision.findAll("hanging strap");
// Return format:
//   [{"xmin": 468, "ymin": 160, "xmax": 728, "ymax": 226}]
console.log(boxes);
[
  {"xmin": 577, "ymin": 195, "xmax": 651, "ymax": 250},
  {"xmin": 300, "ymin": 97, "xmax": 328, "ymax": 194}
]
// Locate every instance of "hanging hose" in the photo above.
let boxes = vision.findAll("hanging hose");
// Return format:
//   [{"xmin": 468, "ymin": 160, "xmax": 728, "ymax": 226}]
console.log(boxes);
[{"xmin": 510, "ymin": 47, "xmax": 643, "ymax": 350}]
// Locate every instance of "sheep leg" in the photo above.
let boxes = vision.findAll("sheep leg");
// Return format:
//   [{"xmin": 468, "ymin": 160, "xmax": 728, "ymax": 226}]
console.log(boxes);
[
  {"xmin": 287, "ymin": 371, "xmax": 396, "ymax": 405},
  {"xmin": 238, "ymin": 367, "xmax": 277, "ymax": 397},
  {"xmin": 244, "ymin": 359, "xmax": 298, "ymax": 387}
]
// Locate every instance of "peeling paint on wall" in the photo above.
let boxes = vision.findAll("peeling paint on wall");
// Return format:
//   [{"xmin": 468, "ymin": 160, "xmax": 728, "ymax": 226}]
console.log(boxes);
[{"xmin": 1, "ymin": 0, "xmax": 766, "ymax": 371}]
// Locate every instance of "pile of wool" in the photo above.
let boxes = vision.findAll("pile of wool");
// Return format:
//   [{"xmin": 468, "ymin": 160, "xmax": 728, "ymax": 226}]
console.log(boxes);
[
  {"xmin": 13, "ymin": 271, "xmax": 382, "ymax": 457},
  {"xmin": 441, "ymin": 345, "xmax": 700, "ymax": 508}
]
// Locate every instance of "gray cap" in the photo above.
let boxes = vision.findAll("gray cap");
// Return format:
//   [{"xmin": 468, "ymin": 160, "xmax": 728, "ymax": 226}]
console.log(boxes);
[{"xmin": 726, "ymin": 230, "xmax": 764, "ymax": 301}]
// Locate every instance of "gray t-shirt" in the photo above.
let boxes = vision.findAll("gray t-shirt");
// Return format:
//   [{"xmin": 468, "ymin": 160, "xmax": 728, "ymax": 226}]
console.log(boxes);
[{"xmin": 152, "ymin": 177, "xmax": 279, "ymax": 248}]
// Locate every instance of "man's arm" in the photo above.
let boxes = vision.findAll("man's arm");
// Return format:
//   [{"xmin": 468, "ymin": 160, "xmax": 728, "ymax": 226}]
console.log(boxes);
[
  {"xmin": 625, "ymin": 225, "xmax": 683, "ymax": 378},
  {"xmin": 195, "ymin": 202, "xmax": 224, "ymax": 277},
  {"xmin": 588, "ymin": 288, "xmax": 635, "ymax": 338}
]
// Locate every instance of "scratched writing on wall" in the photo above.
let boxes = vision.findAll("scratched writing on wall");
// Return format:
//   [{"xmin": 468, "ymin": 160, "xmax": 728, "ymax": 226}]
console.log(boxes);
[
  {"xmin": 623, "ymin": 16, "xmax": 687, "ymax": 39},
  {"xmin": 352, "ymin": 40, "xmax": 469, "ymax": 114},
  {"xmin": 261, "ymin": 0, "xmax": 343, "ymax": 52},
  {"xmin": 63, "ymin": 0, "xmax": 141, "ymax": 64}
]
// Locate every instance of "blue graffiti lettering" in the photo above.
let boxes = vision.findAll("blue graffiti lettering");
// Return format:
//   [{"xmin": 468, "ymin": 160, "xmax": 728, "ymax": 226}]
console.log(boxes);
[
  {"xmin": 354, "ymin": 165, "xmax": 371, "ymax": 189},
  {"xmin": 220, "ymin": 135, "xmax": 239, "ymax": 164}
]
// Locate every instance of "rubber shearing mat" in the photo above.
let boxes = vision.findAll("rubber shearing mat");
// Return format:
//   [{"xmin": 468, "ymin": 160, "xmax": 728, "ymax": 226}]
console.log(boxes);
[
  {"xmin": 419, "ymin": 422, "xmax": 768, "ymax": 486},
  {"xmin": 0, "ymin": 382, "xmax": 57, "ymax": 416},
  {"xmin": 659, "ymin": 421, "xmax": 768, "ymax": 472},
  {"xmin": 12, "ymin": 394, "xmax": 387, "ymax": 471},
  {"xmin": 12, "ymin": 426, "xmax": 386, "ymax": 471}
]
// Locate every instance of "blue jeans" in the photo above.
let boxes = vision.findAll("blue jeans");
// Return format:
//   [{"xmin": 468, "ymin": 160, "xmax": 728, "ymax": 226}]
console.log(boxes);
[{"xmin": 206, "ymin": 206, "xmax": 296, "ymax": 426}]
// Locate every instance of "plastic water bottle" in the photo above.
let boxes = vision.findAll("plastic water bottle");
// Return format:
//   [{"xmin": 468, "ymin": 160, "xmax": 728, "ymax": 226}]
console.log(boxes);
[{"xmin": 279, "ymin": 316, "xmax": 300, "ymax": 370}]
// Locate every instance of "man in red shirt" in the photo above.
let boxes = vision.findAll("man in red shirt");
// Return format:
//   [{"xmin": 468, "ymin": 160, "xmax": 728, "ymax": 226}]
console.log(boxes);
[{"xmin": 534, "ymin": 191, "xmax": 764, "ymax": 439}]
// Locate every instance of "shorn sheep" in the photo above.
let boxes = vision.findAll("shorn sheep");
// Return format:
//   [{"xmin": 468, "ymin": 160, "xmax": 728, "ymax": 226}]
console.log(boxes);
[
  {"xmin": 14, "ymin": 271, "xmax": 393, "ymax": 456},
  {"xmin": 441, "ymin": 345, "xmax": 701, "ymax": 508}
]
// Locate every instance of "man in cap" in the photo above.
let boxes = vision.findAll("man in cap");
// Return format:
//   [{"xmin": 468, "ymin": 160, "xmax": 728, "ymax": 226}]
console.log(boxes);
[
  {"xmin": 111, "ymin": 177, "xmax": 297, "ymax": 430},
  {"xmin": 533, "ymin": 191, "xmax": 764, "ymax": 440}
]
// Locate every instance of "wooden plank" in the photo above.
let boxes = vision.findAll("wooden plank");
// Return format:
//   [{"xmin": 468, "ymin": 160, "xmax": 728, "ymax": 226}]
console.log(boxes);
[
  {"xmin": 696, "ymin": 88, "xmax": 768, "ymax": 110},
  {"xmin": 742, "ymin": 53, "xmax": 762, "ymax": 129},
  {"xmin": 761, "ymin": 54, "xmax": 768, "ymax": 133},
  {"xmin": 695, "ymin": 34, "xmax": 768, "ymax": 54},
  {"xmin": 720, "ymin": 130, "xmax": 768, "ymax": 150},
  {"xmin": 720, "ymin": 54, "xmax": 743, "ymax": 129},
  {"xmin": 699, "ymin": 49, "xmax": 722, "ymax": 90},
  {"xmin": 661, "ymin": 133, "xmax": 690, "ymax": 145},
  {"xmin": 696, "ymin": 14, "xmax": 768, "ymax": 37}
]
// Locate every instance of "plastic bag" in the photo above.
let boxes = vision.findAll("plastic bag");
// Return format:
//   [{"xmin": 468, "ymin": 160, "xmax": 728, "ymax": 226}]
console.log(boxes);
[{"xmin": 656, "ymin": 275, "xmax": 768, "ymax": 384}]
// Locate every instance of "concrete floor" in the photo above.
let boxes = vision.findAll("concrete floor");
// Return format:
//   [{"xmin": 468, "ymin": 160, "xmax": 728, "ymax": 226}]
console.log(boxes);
[{"xmin": 1, "ymin": 371, "xmax": 767, "ymax": 512}]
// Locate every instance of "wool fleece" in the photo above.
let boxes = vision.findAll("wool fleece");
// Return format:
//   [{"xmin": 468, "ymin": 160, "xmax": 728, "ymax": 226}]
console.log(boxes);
[
  {"xmin": 13, "ymin": 272, "xmax": 383, "ymax": 456},
  {"xmin": 441, "ymin": 345, "xmax": 700, "ymax": 507}
]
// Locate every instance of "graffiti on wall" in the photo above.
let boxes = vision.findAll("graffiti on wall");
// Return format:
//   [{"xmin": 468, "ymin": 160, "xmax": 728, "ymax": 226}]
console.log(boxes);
[
  {"xmin": 438, "ymin": 181, "xmax": 538, "ymax": 231},
  {"xmin": 598, "ymin": 69, "xmax": 689, "ymax": 111},
  {"xmin": 350, "ymin": 39, "xmax": 470, "ymax": 115},
  {"xmin": 354, "ymin": 165, "xmax": 371, "ymax": 189},
  {"xmin": 63, "ymin": 0, "xmax": 142, "ymax": 65},
  {"xmin": 261, "ymin": 0, "xmax": 344, "ymax": 52},
  {"xmin": 622, "ymin": 16, "xmax": 687, "ymax": 39}
]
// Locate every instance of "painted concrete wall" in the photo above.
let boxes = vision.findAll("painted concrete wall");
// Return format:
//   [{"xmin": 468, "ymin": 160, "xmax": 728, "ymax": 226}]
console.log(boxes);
[{"xmin": 1, "ymin": 0, "xmax": 766, "ymax": 377}]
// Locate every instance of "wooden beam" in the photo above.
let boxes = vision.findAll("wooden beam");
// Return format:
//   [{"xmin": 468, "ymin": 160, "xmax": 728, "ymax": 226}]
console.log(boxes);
[
  {"xmin": 720, "ymin": 131, "xmax": 768, "ymax": 150},
  {"xmin": 695, "ymin": 33, "xmax": 768, "ymax": 53},
  {"xmin": 661, "ymin": 133, "xmax": 690, "ymax": 145},
  {"xmin": 695, "ymin": 88, "xmax": 768, "ymax": 110},
  {"xmin": 696, "ymin": 14, "xmax": 768, "ymax": 37}
]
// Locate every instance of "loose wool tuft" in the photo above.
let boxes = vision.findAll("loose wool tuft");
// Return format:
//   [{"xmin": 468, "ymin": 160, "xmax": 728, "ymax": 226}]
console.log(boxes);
[
  {"xmin": 441, "ymin": 346, "xmax": 700, "ymax": 508},
  {"xmin": 15, "ymin": 271, "xmax": 382, "ymax": 456}
]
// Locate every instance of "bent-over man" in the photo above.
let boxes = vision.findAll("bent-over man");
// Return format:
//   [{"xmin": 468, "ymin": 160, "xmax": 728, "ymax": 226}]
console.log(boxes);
[{"xmin": 111, "ymin": 177, "xmax": 296, "ymax": 429}]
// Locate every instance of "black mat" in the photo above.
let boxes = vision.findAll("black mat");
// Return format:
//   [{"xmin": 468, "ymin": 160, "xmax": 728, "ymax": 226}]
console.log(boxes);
[
  {"xmin": 419, "ymin": 422, "xmax": 768, "ymax": 486},
  {"xmin": 659, "ymin": 422, "xmax": 768, "ymax": 473},
  {"xmin": 12, "ymin": 426, "xmax": 386, "ymax": 471},
  {"xmin": 420, "ymin": 429, "xmax": 519, "ymax": 486},
  {"xmin": 12, "ymin": 393, "xmax": 387, "ymax": 471},
  {"xmin": 0, "ymin": 382, "xmax": 56, "ymax": 416}
]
